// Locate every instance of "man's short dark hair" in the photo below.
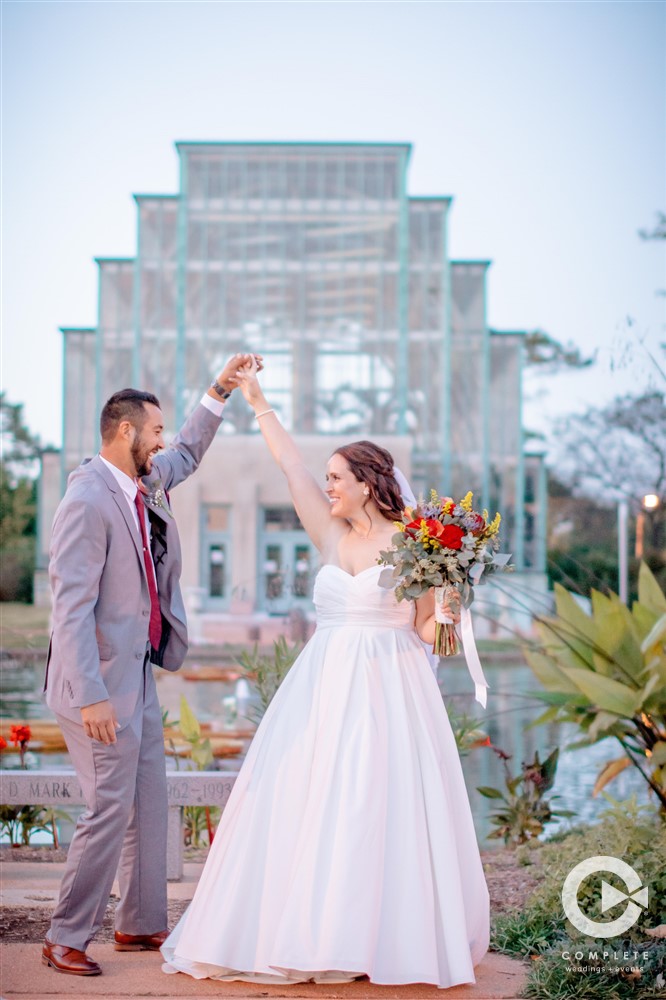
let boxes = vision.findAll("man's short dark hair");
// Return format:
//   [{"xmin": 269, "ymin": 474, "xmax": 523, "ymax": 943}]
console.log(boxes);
[{"xmin": 100, "ymin": 389, "xmax": 161, "ymax": 443}]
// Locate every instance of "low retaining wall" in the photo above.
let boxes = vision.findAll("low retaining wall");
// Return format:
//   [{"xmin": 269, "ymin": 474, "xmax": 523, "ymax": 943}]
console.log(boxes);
[{"xmin": 0, "ymin": 769, "xmax": 237, "ymax": 880}]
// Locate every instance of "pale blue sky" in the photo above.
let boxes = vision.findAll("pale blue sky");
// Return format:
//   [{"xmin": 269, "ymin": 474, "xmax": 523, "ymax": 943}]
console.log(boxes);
[{"xmin": 2, "ymin": 0, "xmax": 664, "ymax": 448}]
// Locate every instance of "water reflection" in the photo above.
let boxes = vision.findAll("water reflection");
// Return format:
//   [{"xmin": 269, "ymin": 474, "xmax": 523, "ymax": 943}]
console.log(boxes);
[
  {"xmin": 1, "ymin": 659, "xmax": 646, "ymax": 846},
  {"xmin": 440, "ymin": 663, "xmax": 644, "ymax": 844}
]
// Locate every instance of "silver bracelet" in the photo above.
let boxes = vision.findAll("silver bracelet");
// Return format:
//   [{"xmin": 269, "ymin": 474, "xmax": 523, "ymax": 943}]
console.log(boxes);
[{"xmin": 254, "ymin": 408, "xmax": 275, "ymax": 420}]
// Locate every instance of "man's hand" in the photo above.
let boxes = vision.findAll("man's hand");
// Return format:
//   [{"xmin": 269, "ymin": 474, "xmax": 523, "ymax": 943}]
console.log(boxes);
[
  {"xmin": 214, "ymin": 353, "xmax": 264, "ymax": 393},
  {"xmin": 80, "ymin": 700, "xmax": 120, "ymax": 745}
]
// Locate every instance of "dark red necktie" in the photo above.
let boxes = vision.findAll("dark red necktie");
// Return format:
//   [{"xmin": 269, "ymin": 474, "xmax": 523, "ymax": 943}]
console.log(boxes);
[{"xmin": 133, "ymin": 490, "xmax": 162, "ymax": 651}]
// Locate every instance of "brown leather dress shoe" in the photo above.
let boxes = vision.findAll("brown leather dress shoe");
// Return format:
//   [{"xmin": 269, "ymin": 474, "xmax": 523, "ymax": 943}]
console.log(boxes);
[
  {"xmin": 42, "ymin": 939, "xmax": 102, "ymax": 976},
  {"xmin": 114, "ymin": 929, "xmax": 168, "ymax": 952}
]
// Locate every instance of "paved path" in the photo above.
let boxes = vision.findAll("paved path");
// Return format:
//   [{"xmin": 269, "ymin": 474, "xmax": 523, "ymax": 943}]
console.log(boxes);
[
  {"xmin": 0, "ymin": 945, "xmax": 526, "ymax": 1000},
  {"xmin": 0, "ymin": 860, "xmax": 527, "ymax": 1000}
]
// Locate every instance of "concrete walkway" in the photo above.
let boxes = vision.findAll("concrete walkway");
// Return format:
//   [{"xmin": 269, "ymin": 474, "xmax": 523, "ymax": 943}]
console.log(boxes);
[{"xmin": 0, "ymin": 860, "xmax": 527, "ymax": 1000}]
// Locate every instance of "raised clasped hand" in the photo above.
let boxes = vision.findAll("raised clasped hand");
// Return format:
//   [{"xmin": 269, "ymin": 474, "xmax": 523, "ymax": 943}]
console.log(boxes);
[
  {"xmin": 234, "ymin": 355, "xmax": 263, "ymax": 405},
  {"xmin": 214, "ymin": 352, "xmax": 264, "ymax": 392}
]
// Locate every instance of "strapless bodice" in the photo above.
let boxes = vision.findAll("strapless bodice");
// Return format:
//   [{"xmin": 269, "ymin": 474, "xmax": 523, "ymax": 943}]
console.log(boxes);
[{"xmin": 313, "ymin": 563, "xmax": 415, "ymax": 631}]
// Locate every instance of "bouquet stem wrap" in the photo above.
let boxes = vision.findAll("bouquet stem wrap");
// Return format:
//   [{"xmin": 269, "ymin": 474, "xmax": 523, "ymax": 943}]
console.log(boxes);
[
  {"xmin": 433, "ymin": 586, "xmax": 460, "ymax": 657},
  {"xmin": 434, "ymin": 586, "xmax": 489, "ymax": 708}
]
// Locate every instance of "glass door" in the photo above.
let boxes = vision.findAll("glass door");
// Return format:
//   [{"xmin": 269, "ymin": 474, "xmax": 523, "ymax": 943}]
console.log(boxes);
[{"xmin": 259, "ymin": 507, "xmax": 317, "ymax": 614}]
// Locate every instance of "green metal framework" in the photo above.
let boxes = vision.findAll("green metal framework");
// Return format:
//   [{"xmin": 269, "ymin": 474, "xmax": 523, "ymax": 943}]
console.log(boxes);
[{"xmin": 59, "ymin": 141, "xmax": 544, "ymax": 575}]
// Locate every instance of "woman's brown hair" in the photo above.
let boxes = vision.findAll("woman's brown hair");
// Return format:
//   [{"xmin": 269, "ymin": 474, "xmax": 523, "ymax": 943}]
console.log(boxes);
[{"xmin": 333, "ymin": 440, "xmax": 404, "ymax": 524}]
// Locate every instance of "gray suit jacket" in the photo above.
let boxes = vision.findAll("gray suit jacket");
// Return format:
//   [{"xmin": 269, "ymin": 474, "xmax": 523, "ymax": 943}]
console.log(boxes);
[{"xmin": 44, "ymin": 402, "xmax": 222, "ymax": 726}]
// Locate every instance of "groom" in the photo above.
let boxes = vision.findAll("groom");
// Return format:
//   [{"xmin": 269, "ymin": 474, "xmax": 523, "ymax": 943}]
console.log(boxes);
[{"xmin": 42, "ymin": 354, "xmax": 255, "ymax": 976}]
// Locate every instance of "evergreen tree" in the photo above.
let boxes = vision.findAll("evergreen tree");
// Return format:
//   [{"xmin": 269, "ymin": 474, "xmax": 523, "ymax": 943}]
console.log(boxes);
[{"xmin": 0, "ymin": 394, "xmax": 41, "ymax": 602}]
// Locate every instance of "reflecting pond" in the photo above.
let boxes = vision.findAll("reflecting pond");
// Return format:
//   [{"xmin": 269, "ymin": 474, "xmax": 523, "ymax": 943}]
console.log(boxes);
[{"xmin": 0, "ymin": 655, "xmax": 646, "ymax": 846}]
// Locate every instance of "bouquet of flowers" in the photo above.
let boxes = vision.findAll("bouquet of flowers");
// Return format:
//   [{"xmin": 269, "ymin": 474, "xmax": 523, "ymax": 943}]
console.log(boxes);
[{"xmin": 378, "ymin": 490, "xmax": 511, "ymax": 657}]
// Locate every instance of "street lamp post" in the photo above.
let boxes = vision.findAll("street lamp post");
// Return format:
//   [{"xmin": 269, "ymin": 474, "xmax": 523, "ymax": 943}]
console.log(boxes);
[
  {"xmin": 619, "ymin": 494, "xmax": 661, "ymax": 603},
  {"xmin": 636, "ymin": 493, "xmax": 661, "ymax": 560}
]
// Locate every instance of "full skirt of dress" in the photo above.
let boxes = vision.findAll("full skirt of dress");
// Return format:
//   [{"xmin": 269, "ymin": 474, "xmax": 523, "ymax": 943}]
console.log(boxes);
[{"xmin": 162, "ymin": 565, "xmax": 489, "ymax": 987}]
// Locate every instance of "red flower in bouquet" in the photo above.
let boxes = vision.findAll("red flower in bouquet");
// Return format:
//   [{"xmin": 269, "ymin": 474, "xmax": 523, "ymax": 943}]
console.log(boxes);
[
  {"xmin": 0, "ymin": 735, "xmax": 7, "ymax": 751},
  {"xmin": 435, "ymin": 523, "xmax": 465, "ymax": 550}
]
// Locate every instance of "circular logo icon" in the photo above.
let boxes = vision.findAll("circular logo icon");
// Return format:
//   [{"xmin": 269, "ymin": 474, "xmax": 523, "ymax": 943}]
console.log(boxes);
[{"xmin": 562, "ymin": 856, "xmax": 648, "ymax": 938}]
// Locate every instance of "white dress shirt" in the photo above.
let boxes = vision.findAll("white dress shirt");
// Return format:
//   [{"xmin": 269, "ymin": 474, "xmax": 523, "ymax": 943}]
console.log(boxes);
[{"xmin": 98, "ymin": 393, "xmax": 226, "ymax": 586}]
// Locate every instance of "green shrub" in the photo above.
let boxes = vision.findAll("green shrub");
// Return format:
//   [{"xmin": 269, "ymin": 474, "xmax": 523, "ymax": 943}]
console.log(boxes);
[
  {"xmin": 490, "ymin": 806, "xmax": 666, "ymax": 998},
  {"xmin": 236, "ymin": 637, "xmax": 301, "ymax": 723},
  {"xmin": 491, "ymin": 907, "xmax": 563, "ymax": 957},
  {"xmin": 0, "ymin": 538, "xmax": 35, "ymax": 602},
  {"xmin": 478, "ymin": 748, "xmax": 574, "ymax": 846},
  {"xmin": 499, "ymin": 809, "xmax": 665, "ymax": 951},
  {"xmin": 523, "ymin": 939, "xmax": 666, "ymax": 1000}
]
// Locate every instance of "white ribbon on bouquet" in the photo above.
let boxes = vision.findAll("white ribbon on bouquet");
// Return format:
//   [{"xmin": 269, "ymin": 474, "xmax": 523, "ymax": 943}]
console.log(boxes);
[
  {"xmin": 434, "ymin": 588, "xmax": 489, "ymax": 708},
  {"xmin": 435, "ymin": 554, "xmax": 511, "ymax": 708}
]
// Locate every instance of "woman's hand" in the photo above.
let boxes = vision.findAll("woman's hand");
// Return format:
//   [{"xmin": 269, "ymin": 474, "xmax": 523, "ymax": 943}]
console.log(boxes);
[
  {"xmin": 438, "ymin": 588, "xmax": 461, "ymax": 625},
  {"xmin": 212, "ymin": 353, "xmax": 264, "ymax": 393},
  {"xmin": 415, "ymin": 586, "xmax": 461, "ymax": 644},
  {"xmin": 234, "ymin": 356, "xmax": 266, "ymax": 409}
]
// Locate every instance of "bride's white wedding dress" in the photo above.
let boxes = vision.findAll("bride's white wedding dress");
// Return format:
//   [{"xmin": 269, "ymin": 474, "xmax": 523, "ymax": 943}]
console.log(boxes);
[{"xmin": 161, "ymin": 563, "xmax": 489, "ymax": 987}]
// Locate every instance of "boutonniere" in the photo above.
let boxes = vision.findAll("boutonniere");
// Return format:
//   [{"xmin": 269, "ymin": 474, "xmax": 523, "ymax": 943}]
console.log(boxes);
[{"xmin": 139, "ymin": 479, "xmax": 173, "ymax": 518}]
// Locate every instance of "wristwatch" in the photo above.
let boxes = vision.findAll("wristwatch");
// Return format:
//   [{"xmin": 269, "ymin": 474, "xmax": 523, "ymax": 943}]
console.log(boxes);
[{"xmin": 210, "ymin": 380, "xmax": 232, "ymax": 400}]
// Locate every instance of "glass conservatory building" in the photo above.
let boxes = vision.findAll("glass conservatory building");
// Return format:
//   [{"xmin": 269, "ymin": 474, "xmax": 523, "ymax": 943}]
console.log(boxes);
[{"xmin": 37, "ymin": 142, "xmax": 546, "ymax": 639}]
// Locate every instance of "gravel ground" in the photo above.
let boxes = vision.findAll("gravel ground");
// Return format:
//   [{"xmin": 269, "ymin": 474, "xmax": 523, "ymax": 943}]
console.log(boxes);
[{"xmin": 0, "ymin": 845, "xmax": 542, "ymax": 943}]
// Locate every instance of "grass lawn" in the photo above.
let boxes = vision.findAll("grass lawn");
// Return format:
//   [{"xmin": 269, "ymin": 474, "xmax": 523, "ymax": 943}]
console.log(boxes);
[{"xmin": 0, "ymin": 603, "xmax": 51, "ymax": 651}]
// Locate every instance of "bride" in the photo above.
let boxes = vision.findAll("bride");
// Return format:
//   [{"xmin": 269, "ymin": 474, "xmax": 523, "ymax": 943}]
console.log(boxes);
[{"xmin": 161, "ymin": 358, "xmax": 490, "ymax": 988}]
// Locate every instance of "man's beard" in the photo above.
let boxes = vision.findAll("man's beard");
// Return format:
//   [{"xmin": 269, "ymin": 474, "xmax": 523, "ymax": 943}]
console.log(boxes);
[{"xmin": 131, "ymin": 437, "xmax": 153, "ymax": 478}]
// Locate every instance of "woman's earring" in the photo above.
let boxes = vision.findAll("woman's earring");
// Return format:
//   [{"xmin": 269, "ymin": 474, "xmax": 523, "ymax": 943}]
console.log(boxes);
[{"xmin": 363, "ymin": 487, "xmax": 370, "ymax": 496}]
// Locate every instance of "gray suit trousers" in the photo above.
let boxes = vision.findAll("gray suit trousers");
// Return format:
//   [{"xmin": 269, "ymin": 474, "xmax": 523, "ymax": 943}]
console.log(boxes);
[{"xmin": 48, "ymin": 655, "xmax": 168, "ymax": 951}]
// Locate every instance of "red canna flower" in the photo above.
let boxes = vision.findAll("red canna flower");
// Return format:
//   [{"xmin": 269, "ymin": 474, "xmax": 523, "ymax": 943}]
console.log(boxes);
[
  {"xmin": 9, "ymin": 724, "xmax": 31, "ymax": 747},
  {"xmin": 424, "ymin": 518, "xmax": 444, "ymax": 537},
  {"xmin": 0, "ymin": 735, "xmax": 7, "ymax": 751}
]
